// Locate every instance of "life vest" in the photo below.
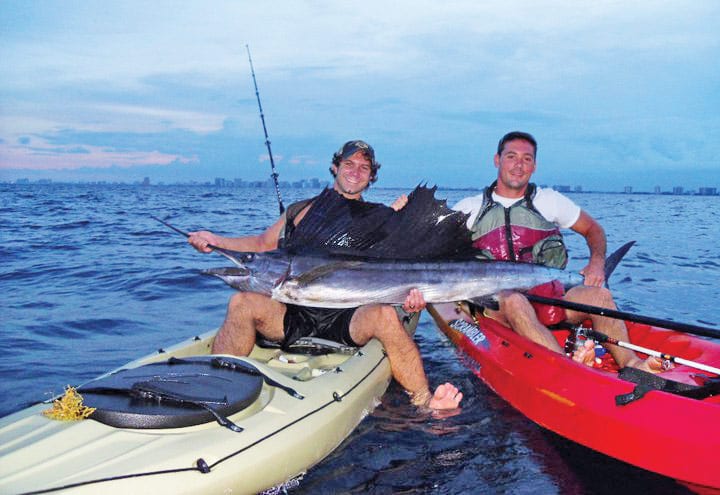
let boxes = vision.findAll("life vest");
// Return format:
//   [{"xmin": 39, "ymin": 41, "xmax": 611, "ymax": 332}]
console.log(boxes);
[
  {"xmin": 470, "ymin": 181, "xmax": 568, "ymax": 269},
  {"xmin": 278, "ymin": 188, "xmax": 392, "ymax": 249},
  {"xmin": 471, "ymin": 181, "xmax": 569, "ymax": 325},
  {"xmin": 278, "ymin": 196, "xmax": 316, "ymax": 248}
]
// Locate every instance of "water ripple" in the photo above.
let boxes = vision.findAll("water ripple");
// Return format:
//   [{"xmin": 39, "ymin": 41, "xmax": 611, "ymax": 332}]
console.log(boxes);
[{"xmin": 1, "ymin": 184, "xmax": 715, "ymax": 494}]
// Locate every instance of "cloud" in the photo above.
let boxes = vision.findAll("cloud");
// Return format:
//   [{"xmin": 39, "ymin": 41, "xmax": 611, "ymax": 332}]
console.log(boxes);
[
  {"xmin": 0, "ymin": 136, "xmax": 196, "ymax": 171},
  {"xmin": 0, "ymin": 0, "xmax": 718, "ymax": 190}
]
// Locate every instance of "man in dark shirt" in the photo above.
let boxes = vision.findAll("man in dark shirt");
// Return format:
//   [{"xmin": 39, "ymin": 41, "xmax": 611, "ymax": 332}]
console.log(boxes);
[{"xmin": 189, "ymin": 140, "xmax": 462, "ymax": 409}]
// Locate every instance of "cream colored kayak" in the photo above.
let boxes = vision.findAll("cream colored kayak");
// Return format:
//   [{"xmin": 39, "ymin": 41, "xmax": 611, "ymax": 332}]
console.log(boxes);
[{"xmin": 0, "ymin": 330, "xmax": 393, "ymax": 494}]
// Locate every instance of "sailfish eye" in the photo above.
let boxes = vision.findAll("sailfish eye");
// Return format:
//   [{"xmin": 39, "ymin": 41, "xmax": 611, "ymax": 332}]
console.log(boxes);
[{"xmin": 243, "ymin": 253, "xmax": 255, "ymax": 262}]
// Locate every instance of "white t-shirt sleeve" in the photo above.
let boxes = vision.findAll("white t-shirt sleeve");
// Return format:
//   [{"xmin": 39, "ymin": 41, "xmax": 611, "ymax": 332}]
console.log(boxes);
[
  {"xmin": 533, "ymin": 188, "xmax": 581, "ymax": 229},
  {"xmin": 453, "ymin": 195, "xmax": 485, "ymax": 230},
  {"xmin": 454, "ymin": 188, "xmax": 581, "ymax": 230}
]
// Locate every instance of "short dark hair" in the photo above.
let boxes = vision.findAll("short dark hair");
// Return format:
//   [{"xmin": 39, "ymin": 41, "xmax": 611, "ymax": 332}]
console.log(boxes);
[
  {"xmin": 330, "ymin": 140, "xmax": 381, "ymax": 185},
  {"xmin": 497, "ymin": 131, "xmax": 537, "ymax": 158}
]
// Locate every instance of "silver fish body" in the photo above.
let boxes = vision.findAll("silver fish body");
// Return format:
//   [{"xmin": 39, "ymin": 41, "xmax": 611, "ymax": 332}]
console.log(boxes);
[{"xmin": 202, "ymin": 249, "xmax": 584, "ymax": 308}]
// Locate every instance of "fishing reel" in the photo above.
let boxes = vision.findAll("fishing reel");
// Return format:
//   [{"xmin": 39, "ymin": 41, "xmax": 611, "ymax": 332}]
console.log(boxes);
[{"xmin": 563, "ymin": 325, "xmax": 596, "ymax": 356}]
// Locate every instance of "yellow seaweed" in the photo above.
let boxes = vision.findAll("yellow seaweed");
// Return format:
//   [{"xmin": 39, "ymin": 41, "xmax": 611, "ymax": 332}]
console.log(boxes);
[{"xmin": 43, "ymin": 386, "xmax": 96, "ymax": 421}]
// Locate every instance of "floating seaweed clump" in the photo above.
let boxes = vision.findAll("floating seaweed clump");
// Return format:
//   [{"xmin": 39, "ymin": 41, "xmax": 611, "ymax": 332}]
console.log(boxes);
[{"xmin": 43, "ymin": 386, "xmax": 96, "ymax": 421}]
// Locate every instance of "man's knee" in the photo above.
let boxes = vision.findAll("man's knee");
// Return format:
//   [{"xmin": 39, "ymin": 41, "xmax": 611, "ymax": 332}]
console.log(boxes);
[
  {"xmin": 227, "ymin": 292, "xmax": 285, "ymax": 329},
  {"xmin": 567, "ymin": 286, "xmax": 613, "ymax": 306},
  {"xmin": 374, "ymin": 305, "xmax": 403, "ymax": 330},
  {"xmin": 227, "ymin": 291, "xmax": 261, "ymax": 311},
  {"xmin": 499, "ymin": 291, "xmax": 532, "ymax": 314},
  {"xmin": 350, "ymin": 304, "xmax": 402, "ymax": 343}
]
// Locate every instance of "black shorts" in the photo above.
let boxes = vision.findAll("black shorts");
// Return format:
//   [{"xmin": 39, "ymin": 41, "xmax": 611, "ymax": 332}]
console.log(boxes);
[{"xmin": 282, "ymin": 304, "xmax": 358, "ymax": 348}]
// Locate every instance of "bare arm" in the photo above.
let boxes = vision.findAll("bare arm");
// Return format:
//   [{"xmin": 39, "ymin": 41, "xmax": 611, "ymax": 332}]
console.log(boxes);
[
  {"xmin": 570, "ymin": 210, "xmax": 607, "ymax": 287},
  {"xmin": 188, "ymin": 215, "xmax": 285, "ymax": 253}
]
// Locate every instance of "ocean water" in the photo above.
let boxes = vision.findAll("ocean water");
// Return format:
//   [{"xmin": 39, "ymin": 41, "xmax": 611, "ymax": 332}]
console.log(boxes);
[{"xmin": 2, "ymin": 183, "xmax": 718, "ymax": 494}]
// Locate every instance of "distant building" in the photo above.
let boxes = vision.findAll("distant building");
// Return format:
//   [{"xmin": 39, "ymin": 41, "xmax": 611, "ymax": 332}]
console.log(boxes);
[
  {"xmin": 553, "ymin": 185, "xmax": 571, "ymax": 192},
  {"xmin": 654, "ymin": 186, "xmax": 661, "ymax": 194},
  {"xmin": 574, "ymin": 185, "xmax": 583, "ymax": 192},
  {"xmin": 16, "ymin": 178, "xmax": 30, "ymax": 184},
  {"xmin": 673, "ymin": 186, "xmax": 684, "ymax": 195},
  {"xmin": 142, "ymin": 177, "xmax": 150, "ymax": 186},
  {"xmin": 698, "ymin": 187, "xmax": 718, "ymax": 196},
  {"xmin": 623, "ymin": 186, "xmax": 632, "ymax": 194}
]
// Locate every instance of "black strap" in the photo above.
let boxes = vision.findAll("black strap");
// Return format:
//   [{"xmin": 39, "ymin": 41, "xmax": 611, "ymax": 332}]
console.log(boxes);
[
  {"xmin": 80, "ymin": 382, "xmax": 243, "ymax": 432},
  {"xmin": 167, "ymin": 356, "xmax": 304, "ymax": 400},
  {"xmin": 615, "ymin": 367, "xmax": 720, "ymax": 405}
]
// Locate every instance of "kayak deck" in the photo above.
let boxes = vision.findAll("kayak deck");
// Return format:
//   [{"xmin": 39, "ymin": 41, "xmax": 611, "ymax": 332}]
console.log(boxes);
[
  {"xmin": 429, "ymin": 302, "xmax": 720, "ymax": 494},
  {"xmin": 0, "ymin": 330, "xmax": 392, "ymax": 495}
]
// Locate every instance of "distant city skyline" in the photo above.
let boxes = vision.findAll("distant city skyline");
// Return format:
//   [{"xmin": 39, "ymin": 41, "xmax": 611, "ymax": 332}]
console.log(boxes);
[
  {"xmin": 1, "ymin": 2, "xmax": 718, "ymax": 190},
  {"xmin": 5, "ymin": 176, "xmax": 718, "ymax": 196}
]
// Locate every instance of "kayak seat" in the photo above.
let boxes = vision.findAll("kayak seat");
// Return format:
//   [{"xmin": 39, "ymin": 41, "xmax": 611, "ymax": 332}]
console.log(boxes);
[
  {"xmin": 256, "ymin": 336, "xmax": 357, "ymax": 356},
  {"xmin": 78, "ymin": 356, "xmax": 263, "ymax": 429}
]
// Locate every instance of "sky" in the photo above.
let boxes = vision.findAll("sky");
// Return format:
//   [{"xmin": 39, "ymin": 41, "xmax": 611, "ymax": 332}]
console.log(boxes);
[{"xmin": 1, "ymin": 0, "xmax": 718, "ymax": 191}]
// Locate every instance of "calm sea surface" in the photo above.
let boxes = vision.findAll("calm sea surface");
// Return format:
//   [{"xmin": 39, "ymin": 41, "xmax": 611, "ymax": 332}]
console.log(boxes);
[{"xmin": 2, "ymin": 183, "xmax": 718, "ymax": 494}]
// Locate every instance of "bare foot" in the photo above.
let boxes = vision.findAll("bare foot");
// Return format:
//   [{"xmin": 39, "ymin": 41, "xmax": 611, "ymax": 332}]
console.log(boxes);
[
  {"xmin": 628, "ymin": 356, "xmax": 669, "ymax": 373},
  {"xmin": 571, "ymin": 340, "xmax": 596, "ymax": 367},
  {"xmin": 428, "ymin": 383, "xmax": 463, "ymax": 410}
]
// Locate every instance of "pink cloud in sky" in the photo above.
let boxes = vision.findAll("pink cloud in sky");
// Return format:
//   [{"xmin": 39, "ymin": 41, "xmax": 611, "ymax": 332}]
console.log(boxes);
[
  {"xmin": 288, "ymin": 155, "xmax": 319, "ymax": 165},
  {"xmin": 0, "ymin": 140, "xmax": 197, "ymax": 170},
  {"xmin": 258, "ymin": 153, "xmax": 284, "ymax": 164}
]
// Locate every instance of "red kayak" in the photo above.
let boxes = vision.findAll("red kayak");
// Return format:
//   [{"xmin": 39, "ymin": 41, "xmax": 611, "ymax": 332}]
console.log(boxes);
[{"xmin": 429, "ymin": 302, "xmax": 720, "ymax": 494}]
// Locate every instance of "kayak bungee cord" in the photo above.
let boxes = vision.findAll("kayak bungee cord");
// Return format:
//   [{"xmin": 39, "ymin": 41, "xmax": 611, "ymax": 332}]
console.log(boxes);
[
  {"xmin": 15, "ymin": 351, "xmax": 388, "ymax": 495},
  {"xmin": 208, "ymin": 349, "xmax": 388, "ymax": 470}
]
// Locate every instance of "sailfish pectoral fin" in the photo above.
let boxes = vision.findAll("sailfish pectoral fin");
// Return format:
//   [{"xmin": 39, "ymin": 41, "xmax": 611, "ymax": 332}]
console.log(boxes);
[
  {"xmin": 291, "ymin": 261, "xmax": 365, "ymax": 288},
  {"xmin": 469, "ymin": 296, "xmax": 499, "ymax": 310}
]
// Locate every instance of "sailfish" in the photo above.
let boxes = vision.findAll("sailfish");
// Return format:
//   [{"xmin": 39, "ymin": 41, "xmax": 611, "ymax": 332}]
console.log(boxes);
[{"xmin": 154, "ymin": 185, "xmax": 585, "ymax": 308}]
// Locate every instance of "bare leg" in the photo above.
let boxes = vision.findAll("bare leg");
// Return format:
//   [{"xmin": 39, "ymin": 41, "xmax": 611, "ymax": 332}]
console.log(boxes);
[
  {"xmin": 211, "ymin": 292, "xmax": 286, "ymax": 355},
  {"xmin": 565, "ymin": 286, "xmax": 663, "ymax": 372},
  {"xmin": 349, "ymin": 305, "xmax": 462, "ymax": 410},
  {"xmin": 496, "ymin": 291, "xmax": 594, "ymax": 366},
  {"xmin": 497, "ymin": 291, "xmax": 565, "ymax": 352}
]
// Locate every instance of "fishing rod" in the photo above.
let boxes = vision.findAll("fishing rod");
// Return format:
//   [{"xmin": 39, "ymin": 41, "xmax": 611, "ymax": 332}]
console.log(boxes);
[
  {"xmin": 524, "ymin": 293, "xmax": 720, "ymax": 340},
  {"xmin": 582, "ymin": 328, "xmax": 720, "ymax": 375},
  {"xmin": 428, "ymin": 302, "xmax": 720, "ymax": 376},
  {"xmin": 246, "ymin": 44, "xmax": 285, "ymax": 214},
  {"xmin": 150, "ymin": 215, "xmax": 244, "ymax": 266}
]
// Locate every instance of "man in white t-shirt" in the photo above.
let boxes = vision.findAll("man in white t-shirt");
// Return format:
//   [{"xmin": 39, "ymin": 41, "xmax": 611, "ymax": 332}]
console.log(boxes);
[{"xmin": 454, "ymin": 131, "xmax": 662, "ymax": 372}]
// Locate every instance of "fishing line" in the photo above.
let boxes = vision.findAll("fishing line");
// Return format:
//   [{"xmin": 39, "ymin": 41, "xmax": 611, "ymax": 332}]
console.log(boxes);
[{"xmin": 246, "ymin": 45, "xmax": 284, "ymax": 214}]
